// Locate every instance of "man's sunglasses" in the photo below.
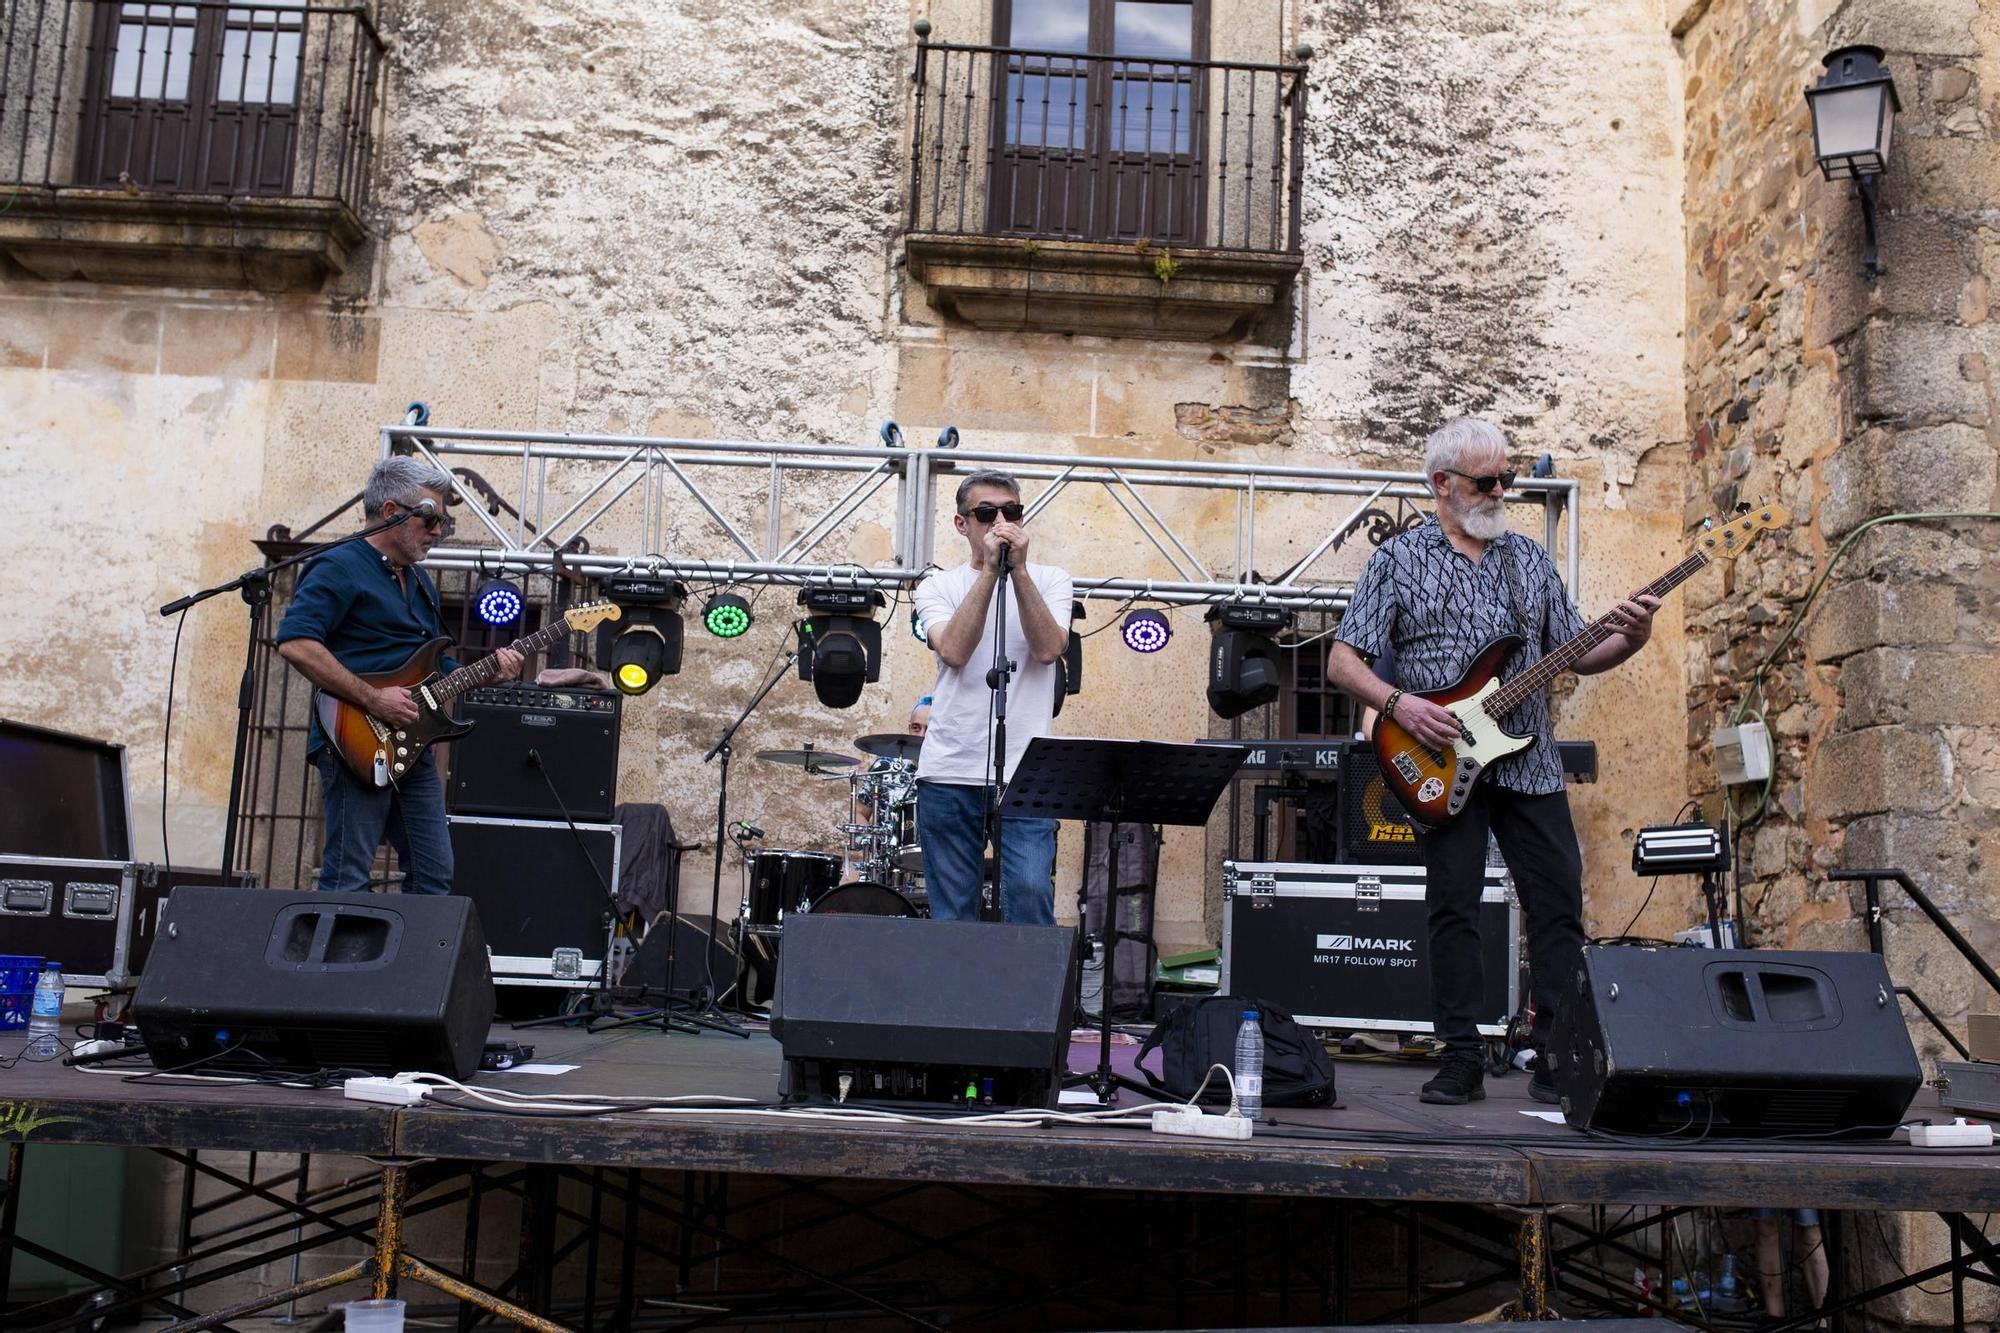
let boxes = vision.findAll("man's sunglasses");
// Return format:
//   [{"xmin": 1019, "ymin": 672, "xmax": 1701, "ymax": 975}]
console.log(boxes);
[
  {"xmin": 961, "ymin": 502, "xmax": 1025, "ymax": 523},
  {"xmin": 1446, "ymin": 468, "xmax": 1517, "ymax": 494}
]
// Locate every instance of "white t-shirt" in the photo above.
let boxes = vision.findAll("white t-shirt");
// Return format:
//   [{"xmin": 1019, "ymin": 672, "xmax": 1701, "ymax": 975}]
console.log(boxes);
[{"xmin": 913, "ymin": 561, "xmax": 1073, "ymax": 786}]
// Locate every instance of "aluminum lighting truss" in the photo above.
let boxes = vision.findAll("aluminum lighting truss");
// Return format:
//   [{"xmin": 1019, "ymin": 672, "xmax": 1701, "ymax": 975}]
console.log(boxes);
[{"xmin": 388, "ymin": 425, "xmax": 1582, "ymax": 608}]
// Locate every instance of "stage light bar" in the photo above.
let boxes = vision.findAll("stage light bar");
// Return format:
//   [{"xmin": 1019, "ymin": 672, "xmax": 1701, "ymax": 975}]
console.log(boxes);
[
  {"xmin": 1632, "ymin": 822, "xmax": 1731, "ymax": 876},
  {"xmin": 702, "ymin": 592, "xmax": 753, "ymax": 639},
  {"xmin": 474, "ymin": 577, "xmax": 524, "ymax": 627},
  {"xmin": 1121, "ymin": 609, "xmax": 1171, "ymax": 654}
]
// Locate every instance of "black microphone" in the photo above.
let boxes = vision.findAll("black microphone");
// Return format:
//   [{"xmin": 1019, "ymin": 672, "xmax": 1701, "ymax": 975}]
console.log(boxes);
[
  {"xmin": 996, "ymin": 541, "xmax": 1012, "ymax": 575},
  {"xmin": 730, "ymin": 820, "xmax": 765, "ymax": 839}
]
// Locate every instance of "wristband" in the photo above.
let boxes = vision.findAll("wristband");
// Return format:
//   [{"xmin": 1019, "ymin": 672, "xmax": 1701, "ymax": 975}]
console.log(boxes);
[{"xmin": 1383, "ymin": 689, "xmax": 1403, "ymax": 721}]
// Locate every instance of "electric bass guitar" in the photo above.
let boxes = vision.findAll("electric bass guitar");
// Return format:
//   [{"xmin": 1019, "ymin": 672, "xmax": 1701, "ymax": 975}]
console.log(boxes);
[
  {"xmin": 1371, "ymin": 504, "xmax": 1790, "ymax": 829},
  {"xmin": 316, "ymin": 601, "xmax": 622, "ymax": 787}
]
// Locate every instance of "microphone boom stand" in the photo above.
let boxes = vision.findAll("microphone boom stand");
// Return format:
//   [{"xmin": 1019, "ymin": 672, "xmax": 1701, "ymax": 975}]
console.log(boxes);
[
  {"xmin": 160, "ymin": 508, "xmax": 422, "ymax": 881},
  {"xmin": 647, "ymin": 650, "xmax": 798, "ymax": 1037},
  {"xmin": 983, "ymin": 547, "xmax": 1016, "ymax": 921}
]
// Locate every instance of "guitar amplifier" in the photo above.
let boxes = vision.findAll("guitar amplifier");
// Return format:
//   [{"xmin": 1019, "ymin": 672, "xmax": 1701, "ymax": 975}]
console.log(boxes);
[
  {"xmin": 447, "ymin": 815, "xmax": 622, "ymax": 986},
  {"xmin": 449, "ymin": 685, "xmax": 620, "ymax": 823},
  {"xmin": 0, "ymin": 859, "xmax": 250, "ymax": 988},
  {"xmin": 1221, "ymin": 861, "xmax": 1519, "ymax": 1038},
  {"xmin": 1336, "ymin": 741, "xmax": 1422, "ymax": 864}
]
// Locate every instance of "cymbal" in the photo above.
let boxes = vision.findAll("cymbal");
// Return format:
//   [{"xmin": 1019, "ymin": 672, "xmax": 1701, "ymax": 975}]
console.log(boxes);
[
  {"xmin": 853, "ymin": 733, "xmax": 924, "ymax": 761},
  {"xmin": 755, "ymin": 747, "xmax": 860, "ymax": 774}
]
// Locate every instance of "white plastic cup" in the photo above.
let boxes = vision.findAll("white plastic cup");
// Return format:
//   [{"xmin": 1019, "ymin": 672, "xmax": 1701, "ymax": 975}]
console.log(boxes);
[{"xmin": 343, "ymin": 1298, "xmax": 406, "ymax": 1333}]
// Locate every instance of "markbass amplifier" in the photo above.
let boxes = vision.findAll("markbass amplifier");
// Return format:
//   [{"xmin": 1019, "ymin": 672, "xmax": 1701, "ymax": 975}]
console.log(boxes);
[
  {"xmin": 449, "ymin": 685, "xmax": 620, "ymax": 822},
  {"xmin": 1336, "ymin": 741, "xmax": 1421, "ymax": 864}
]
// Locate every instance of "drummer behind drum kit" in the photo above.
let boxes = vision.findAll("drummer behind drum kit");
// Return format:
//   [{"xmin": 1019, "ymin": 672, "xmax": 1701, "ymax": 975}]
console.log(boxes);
[{"xmin": 734, "ymin": 733, "xmax": 931, "ymax": 1007}]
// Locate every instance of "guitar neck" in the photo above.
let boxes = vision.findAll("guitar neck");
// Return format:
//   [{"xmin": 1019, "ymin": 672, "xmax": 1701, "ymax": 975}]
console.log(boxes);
[
  {"xmin": 433, "ymin": 618, "xmax": 575, "ymax": 702},
  {"xmin": 1485, "ymin": 549, "xmax": 1710, "ymax": 717}
]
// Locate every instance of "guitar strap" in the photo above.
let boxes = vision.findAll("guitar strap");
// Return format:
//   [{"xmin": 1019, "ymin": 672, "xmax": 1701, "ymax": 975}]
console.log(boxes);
[{"xmin": 1501, "ymin": 537, "xmax": 1544, "ymax": 670}]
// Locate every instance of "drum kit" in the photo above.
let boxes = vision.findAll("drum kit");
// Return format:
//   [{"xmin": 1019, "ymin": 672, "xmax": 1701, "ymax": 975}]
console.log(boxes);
[{"xmin": 733, "ymin": 732, "xmax": 930, "ymax": 1006}]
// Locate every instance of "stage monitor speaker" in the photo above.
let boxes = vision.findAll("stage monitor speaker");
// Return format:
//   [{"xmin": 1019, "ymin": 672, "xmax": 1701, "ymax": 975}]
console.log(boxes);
[
  {"xmin": 771, "ymin": 916, "xmax": 1077, "ymax": 1108},
  {"xmin": 1337, "ymin": 740, "xmax": 1422, "ymax": 865},
  {"xmin": 1551, "ymin": 945, "xmax": 1921, "ymax": 1138},
  {"xmin": 449, "ymin": 685, "xmax": 620, "ymax": 822},
  {"xmin": 131, "ymin": 888, "xmax": 494, "ymax": 1079}
]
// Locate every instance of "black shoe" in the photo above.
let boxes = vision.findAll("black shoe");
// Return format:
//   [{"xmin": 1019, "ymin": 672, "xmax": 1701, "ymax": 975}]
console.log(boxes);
[
  {"xmin": 1421, "ymin": 1058, "xmax": 1486, "ymax": 1105},
  {"xmin": 1529, "ymin": 1066, "xmax": 1561, "ymax": 1104}
]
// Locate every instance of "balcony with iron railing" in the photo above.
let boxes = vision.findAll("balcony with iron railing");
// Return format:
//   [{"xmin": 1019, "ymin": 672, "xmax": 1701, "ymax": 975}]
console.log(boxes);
[
  {"xmin": 903, "ymin": 34, "xmax": 1309, "ymax": 341},
  {"xmin": 0, "ymin": 0, "xmax": 384, "ymax": 289}
]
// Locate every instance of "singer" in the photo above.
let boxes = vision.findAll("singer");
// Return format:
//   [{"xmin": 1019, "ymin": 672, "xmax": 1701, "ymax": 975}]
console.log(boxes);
[
  {"xmin": 276, "ymin": 458, "xmax": 523, "ymax": 894},
  {"xmin": 912, "ymin": 471, "xmax": 1072, "ymax": 924}
]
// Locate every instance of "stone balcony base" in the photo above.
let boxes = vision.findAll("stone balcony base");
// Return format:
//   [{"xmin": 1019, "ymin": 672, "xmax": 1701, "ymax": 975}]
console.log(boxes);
[
  {"xmin": 906, "ymin": 233, "xmax": 1301, "ymax": 342},
  {"xmin": 0, "ymin": 187, "xmax": 363, "ymax": 291}
]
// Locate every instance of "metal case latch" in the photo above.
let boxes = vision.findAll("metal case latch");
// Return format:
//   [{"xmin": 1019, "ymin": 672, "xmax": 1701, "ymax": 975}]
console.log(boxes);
[
  {"xmin": 1248, "ymin": 871, "xmax": 1277, "ymax": 901},
  {"xmin": 551, "ymin": 948, "xmax": 584, "ymax": 980},
  {"xmin": 1356, "ymin": 875, "xmax": 1382, "ymax": 912}
]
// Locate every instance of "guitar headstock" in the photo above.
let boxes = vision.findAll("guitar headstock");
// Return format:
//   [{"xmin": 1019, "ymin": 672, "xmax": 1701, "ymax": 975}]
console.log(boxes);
[
  {"xmin": 1691, "ymin": 503, "xmax": 1791, "ymax": 561},
  {"xmin": 563, "ymin": 601, "xmax": 622, "ymax": 633}
]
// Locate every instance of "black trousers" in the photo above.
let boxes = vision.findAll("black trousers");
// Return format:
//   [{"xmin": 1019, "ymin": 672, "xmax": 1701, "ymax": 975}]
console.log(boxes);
[{"xmin": 1415, "ymin": 783, "xmax": 1585, "ymax": 1061}]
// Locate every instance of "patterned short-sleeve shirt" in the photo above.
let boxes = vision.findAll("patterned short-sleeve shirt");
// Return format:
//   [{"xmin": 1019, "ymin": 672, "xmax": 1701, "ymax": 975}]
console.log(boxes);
[{"xmin": 1334, "ymin": 515, "xmax": 1585, "ymax": 794}]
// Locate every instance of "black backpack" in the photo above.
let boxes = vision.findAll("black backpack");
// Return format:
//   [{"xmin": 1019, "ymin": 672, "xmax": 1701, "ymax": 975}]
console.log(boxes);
[{"xmin": 1136, "ymin": 995, "xmax": 1336, "ymax": 1108}]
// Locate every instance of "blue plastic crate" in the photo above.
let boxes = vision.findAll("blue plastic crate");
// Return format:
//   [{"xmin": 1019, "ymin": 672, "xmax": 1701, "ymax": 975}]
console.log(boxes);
[{"xmin": 0, "ymin": 954, "xmax": 43, "ymax": 1031}]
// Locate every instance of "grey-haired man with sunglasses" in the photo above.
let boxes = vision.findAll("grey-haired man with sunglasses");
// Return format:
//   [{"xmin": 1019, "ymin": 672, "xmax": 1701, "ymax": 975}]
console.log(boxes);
[
  {"xmin": 1327, "ymin": 417, "xmax": 1659, "ymax": 1107},
  {"xmin": 912, "ymin": 470, "xmax": 1073, "ymax": 924}
]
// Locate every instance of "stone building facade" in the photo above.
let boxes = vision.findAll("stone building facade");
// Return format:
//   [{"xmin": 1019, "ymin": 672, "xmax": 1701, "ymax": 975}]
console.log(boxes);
[{"xmin": 1, "ymin": 0, "xmax": 1995, "ymax": 1313}]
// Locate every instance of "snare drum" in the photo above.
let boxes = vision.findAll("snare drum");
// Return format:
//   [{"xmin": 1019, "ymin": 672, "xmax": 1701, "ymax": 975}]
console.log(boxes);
[{"xmin": 745, "ymin": 850, "xmax": 842, "ymax": 933}]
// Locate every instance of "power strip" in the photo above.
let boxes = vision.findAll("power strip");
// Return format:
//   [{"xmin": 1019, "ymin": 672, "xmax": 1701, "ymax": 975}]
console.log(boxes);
[
  {"xmin": 1909, "ymin": 1117, "xmax": 1994, "ymax": 1147},
  {"xmin": 1151, "ymin": 1104, "xmax": 1253, "ymax": 1141},
  {"xmin": 343, "ymin": 1076, "xmax": 429, "ymax": 1108}
]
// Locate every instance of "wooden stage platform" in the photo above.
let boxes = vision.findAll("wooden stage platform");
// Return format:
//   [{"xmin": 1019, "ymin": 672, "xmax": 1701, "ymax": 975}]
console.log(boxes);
[{"xmin": 9, "ymin": 1020, "xmax": 2000, "ymax": 1214}]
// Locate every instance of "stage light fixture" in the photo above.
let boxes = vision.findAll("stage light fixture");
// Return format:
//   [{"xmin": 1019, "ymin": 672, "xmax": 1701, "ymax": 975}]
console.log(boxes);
[
  {"xmin": 474, "ymin": 577, "xmax": 524, "ymax": 627},
  {"xmin": 1205, "ymin": 601, "xmax": 1294, "ymax": 720},
  {"xmin": 1121, "ymin": 608, "xmax": 1171, "ymax": 654},
  {"xmin": 596, "ymin": 576, "xmax": 685, "ymax": 697},
  {"xmin": 797, "ymin": 585, "xmax": 886, "ymax": 709},
  {"xmin": 702, "ymin": 592, "xmax": 753, "ymax": 639},
  {"xmin": 1053, "ymin": 600, "xmax": 1084, "ymax": 718}
]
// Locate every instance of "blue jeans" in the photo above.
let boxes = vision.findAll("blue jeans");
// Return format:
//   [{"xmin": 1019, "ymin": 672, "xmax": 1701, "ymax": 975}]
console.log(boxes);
[
  {"xmin": 312, "ymin": 748, "xmax": 454, "ymax": 894},
  {"xmin": 915, "ymin": 780, "xmax": 1058, "ymax": 925}
]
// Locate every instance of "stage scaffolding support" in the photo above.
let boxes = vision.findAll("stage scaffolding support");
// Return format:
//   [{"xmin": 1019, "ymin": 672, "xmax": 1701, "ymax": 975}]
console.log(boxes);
[{"xmin": 385, "ymin": 424, "xmax": 1585, "ymax": 607}]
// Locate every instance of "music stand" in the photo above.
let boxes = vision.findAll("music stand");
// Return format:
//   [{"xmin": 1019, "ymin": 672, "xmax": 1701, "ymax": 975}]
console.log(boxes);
[{"xmin": 1000, "ymin": 737, "xmax": 1248, "ymax": 1104}]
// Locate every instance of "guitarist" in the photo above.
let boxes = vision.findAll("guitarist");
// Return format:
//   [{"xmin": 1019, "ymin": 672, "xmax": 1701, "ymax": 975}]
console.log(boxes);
[
  {"xmin": 276, "ymin": 458, "xmax": 523, "ymax": 894},
  {"xmin": 1326, "ymin": 418, "xmax": 1658, "ymax": 1107}
]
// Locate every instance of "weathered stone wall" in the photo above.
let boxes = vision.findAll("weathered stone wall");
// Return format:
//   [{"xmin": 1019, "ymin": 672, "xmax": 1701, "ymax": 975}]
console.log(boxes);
[
  {"xmin": 1, "ymin": 0, "xmax": 1687, "ymax": 957},
  {"xmin": 1677, "ymin": 0, "xmax": 2000, "ymax": 1319}
]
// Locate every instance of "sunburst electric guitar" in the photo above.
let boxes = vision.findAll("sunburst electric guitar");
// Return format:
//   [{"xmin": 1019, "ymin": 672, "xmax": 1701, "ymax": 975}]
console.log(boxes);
[
  {"xmin": 1371, "ymin": 504, "xmax": 1791, "ymax": 829},
  {"xmin": 317, "ymin": 601, "xmax": 622, "ymax": 787}
]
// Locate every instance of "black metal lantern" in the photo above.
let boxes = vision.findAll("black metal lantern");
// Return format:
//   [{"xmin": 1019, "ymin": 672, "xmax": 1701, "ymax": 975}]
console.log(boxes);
[{"xmin": 1805, "ymin": 45, "xmax": 1901, "ymax": 279}]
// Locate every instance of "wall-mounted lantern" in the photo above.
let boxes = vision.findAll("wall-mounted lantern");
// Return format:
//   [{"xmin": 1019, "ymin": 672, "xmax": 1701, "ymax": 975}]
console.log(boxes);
[{"xmin": 1804, "ymin": 45, "xmax": 1901, "ymax": 280}]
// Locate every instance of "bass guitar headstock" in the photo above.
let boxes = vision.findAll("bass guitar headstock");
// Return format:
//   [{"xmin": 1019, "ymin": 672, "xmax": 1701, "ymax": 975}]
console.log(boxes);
[{"xmin": 1691, "ymin": 502, "xmax": 1791, "ymax": 562}]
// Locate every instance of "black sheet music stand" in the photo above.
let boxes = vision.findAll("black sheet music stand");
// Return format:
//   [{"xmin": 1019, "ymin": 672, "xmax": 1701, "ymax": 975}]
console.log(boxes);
[{"xmin": 1001, "ymin": 736, "xmax": 1248, "ymax": 1105}]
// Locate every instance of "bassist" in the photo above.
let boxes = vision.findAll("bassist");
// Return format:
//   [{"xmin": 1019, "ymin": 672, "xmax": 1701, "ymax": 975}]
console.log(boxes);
[
  {"xmin": 276, "ymin": 458, "xmax": 522, "ymax": 894},
  {"xmin": 1326, "ymin": 418, "xmax": 1657, "ymax": 1106}
]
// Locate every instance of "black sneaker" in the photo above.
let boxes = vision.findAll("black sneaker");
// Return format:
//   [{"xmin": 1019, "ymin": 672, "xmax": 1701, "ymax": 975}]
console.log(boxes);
[
  {"xmin": 1529, "ymin": 1066, "xmax": 1561, "ymax": 1104},
  {"xmin": 1420, "ymin": 1058, "xmax": 1486, "ymax": 1105}
]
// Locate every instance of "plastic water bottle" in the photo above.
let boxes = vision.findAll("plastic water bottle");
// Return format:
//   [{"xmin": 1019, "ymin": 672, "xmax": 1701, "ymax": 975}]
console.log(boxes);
[
  {"xmin": 1717, "ymin": 1254, "xmax": 1738, "ymax": 1304},
  {"xmin": 1233, "ymin": 1007, "xmax": 1264, "ymax": 1121},
  {"xmin": 28, "ymin": 960, "xmax": 63, "ymax": 1057}
]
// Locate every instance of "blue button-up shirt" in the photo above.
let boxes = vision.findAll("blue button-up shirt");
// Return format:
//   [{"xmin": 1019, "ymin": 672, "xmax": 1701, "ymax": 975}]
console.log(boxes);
[
  {"xmin": 1335, "ymin": 515, "xmax": 1584, "ymax": 794},
  {"xmin": 276, "ymin": 540, "xmax": 458, "ymax": 757}
]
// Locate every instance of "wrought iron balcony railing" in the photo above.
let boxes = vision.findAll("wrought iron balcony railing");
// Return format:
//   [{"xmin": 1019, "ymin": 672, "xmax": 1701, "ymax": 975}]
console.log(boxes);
[
  {"xmin": 0, "ymin": 0, "xmax": 383, "ymax": 214},
  {"xmin": 907, "ymin": 39, "xmax": 1309, "ymax": 256}
]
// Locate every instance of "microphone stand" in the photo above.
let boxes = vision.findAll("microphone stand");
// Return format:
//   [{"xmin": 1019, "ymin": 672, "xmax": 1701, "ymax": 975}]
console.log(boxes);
[
  {"xmin": 643, "ymin": 649, "xmax": 796, "ymax": 1036},
  {"xmin": 159, "ymin": 508, "xmax": 420, "ymax": 881},
  {"xmin": 983, "ymin": 546, "xmax": 1017, "ymax": 921}
]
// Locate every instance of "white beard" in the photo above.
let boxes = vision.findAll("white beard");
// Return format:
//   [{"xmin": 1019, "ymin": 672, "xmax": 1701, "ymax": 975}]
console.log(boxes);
[{"xmin": 1460, "ymin": 500, "xmax": 1509, "ymax": 541}]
